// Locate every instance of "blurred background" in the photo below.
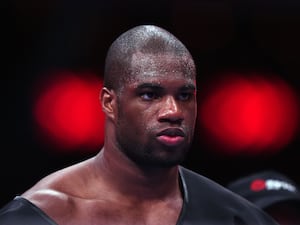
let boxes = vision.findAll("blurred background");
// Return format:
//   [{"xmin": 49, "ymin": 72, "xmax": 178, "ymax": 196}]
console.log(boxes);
[{"xmin": 4, "ymin": 0, "xmax": 299, "ymax": 206}]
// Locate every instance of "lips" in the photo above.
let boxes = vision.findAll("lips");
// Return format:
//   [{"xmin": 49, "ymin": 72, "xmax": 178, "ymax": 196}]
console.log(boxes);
[{"xmin": 156, "ymin": 128, "xmax": 185, "ymax": 146}]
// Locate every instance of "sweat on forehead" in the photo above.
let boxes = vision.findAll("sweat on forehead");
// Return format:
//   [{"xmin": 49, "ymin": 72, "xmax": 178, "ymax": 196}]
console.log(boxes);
[
  {"xmin": 103, "ymin": 25, "xmax": 196, "ymax": 91},
  {"xmin": 131, "ymin": 52, "xmax": 195, "ymax": 77}
]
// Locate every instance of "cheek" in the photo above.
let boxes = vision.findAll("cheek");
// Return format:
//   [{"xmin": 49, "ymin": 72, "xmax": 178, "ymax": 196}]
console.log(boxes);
[
  {"xmin": 184, "ymin": 104, "xmax": 197, "ymax": 122},
  {"xmin": 118, "ymin": 103, "xmax": 151, "ymax": 129}
]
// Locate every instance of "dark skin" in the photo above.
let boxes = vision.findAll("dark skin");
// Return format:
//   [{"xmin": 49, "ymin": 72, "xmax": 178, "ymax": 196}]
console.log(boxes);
[{"xmin": 22, "ymin": 50, "xmax": 197, "ymax": 225}]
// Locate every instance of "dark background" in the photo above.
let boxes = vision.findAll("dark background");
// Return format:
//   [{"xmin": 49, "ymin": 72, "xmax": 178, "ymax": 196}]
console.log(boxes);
[{"xmin": 3, "ymin": 0, "xmax": 299, "ymax": 207}]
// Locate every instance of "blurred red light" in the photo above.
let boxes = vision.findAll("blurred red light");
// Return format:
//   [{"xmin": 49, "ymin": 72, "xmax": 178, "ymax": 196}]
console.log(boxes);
[
  {"xmin": 199, "ymin": 74, "xmax": 299, "ymax": 155},
  {"xmin": 33, "ymin": 71, "xmax": 105, "ymax": 153}
]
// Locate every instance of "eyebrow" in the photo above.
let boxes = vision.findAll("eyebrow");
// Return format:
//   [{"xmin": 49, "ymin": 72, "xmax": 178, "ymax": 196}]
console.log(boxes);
[
  {"xmin": 180, "ymin": 84, "xmax": 196, "ymax": 91},
  {"xmin": 136, "ymin": 83, "xmax": 163, "ymax": 90},
  {"xmin": 136, "ymin": 83, "xmax": 196, "ymax": 91}
]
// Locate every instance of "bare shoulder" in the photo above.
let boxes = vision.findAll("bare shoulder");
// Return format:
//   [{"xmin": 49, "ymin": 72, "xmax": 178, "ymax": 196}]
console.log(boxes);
[
  {"xmin": 18, "ymin": 157, "xmax": 132, "ymax": 225},
  {"xmin": 21, "ymin": 158, "xmax": 95, "ymax": 222}
]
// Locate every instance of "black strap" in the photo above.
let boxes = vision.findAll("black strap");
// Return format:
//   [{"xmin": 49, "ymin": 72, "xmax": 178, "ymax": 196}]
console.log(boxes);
[{"xmin": 0, "ymin": 196, "xmax": 58, "ymax": 225}]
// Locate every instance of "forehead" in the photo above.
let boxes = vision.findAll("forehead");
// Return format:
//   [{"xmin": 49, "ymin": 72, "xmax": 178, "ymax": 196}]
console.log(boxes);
[{"xmin": 125, "ymin": 52, "xmax": 195, "ymax": 85}]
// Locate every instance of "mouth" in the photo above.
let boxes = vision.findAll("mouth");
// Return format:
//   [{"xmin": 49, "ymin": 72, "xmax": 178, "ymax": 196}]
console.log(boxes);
[{"xmin": 156, "ymin": 128, "xmax": 185, "ymax": 146}]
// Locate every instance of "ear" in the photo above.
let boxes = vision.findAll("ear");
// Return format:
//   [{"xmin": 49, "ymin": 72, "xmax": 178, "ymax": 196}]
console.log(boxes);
[{"xmin": 100, "ymin": 87, "xmax": 117, "ymax": 121}]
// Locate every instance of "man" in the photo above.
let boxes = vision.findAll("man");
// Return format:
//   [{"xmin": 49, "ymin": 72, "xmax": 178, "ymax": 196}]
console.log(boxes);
[
  {"xmin": 0, "ymin": 25, "xmax": 278, "ymax": 225},
  {"xmin": 227, "ymin": 170, "xmax": 300, "ymax": 225}
]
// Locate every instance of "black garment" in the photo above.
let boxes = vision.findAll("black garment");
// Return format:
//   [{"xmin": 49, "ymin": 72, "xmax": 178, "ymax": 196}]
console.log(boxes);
[
  {"xmin": 177, "ymin": 167, "xmax": 279, "ymax": 225},
  {"xmin": 0, "ymin": 166, "xmax": 278, "ymax": 225},
  {"xmin": 0, "ymin": 196, "xmax": 57, "ymax": 225}
]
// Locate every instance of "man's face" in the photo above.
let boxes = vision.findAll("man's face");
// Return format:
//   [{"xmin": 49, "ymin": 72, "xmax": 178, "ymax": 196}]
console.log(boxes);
[{"xmin": 115, "ymin": 52, "xmax": 197, "ymax": 168}]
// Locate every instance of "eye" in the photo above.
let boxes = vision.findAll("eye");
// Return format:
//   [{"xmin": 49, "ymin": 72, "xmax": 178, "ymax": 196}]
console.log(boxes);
[
  {"xmin": 140, "ymin": 91, "xmax": 159, "ymax": 101},
  {"xmin": 178, "ymin": 92, "xmax": 193, "ymax": 101}
]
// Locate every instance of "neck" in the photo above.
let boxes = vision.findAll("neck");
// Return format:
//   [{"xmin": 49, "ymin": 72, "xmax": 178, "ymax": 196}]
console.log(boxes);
[{"xmin": 92, "ymin": 146, "xmax": 181, "ymax": 201}]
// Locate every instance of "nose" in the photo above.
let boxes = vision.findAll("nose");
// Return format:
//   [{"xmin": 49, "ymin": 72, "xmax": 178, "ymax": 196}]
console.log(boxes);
[{"xmin": 158, "ymin": 96, "xmax": 183, "ymax": 124}]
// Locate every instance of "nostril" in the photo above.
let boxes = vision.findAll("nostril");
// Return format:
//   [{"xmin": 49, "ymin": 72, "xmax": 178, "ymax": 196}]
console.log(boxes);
[{"xmin": 158, "ymin": 116, "xmax": 183, "ymax": 124}]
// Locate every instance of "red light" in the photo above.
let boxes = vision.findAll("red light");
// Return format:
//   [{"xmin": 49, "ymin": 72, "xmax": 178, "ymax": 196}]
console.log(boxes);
[
  {"xmin": 251, "ymin": 180, "xmax": 266, "ymax": 192},
  {"xmin": 33, "ymin": 71, "xmax": 105, "ymax": 153},
  {"xmin": 199, "ymin": 73, "xmax": 299, "ymax": 155}
]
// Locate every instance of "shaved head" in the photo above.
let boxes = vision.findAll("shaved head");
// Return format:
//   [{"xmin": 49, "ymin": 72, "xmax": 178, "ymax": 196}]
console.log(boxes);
[{"xmin": 103, "ymin": 25, "xmax": 196, "ymax": 93}]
